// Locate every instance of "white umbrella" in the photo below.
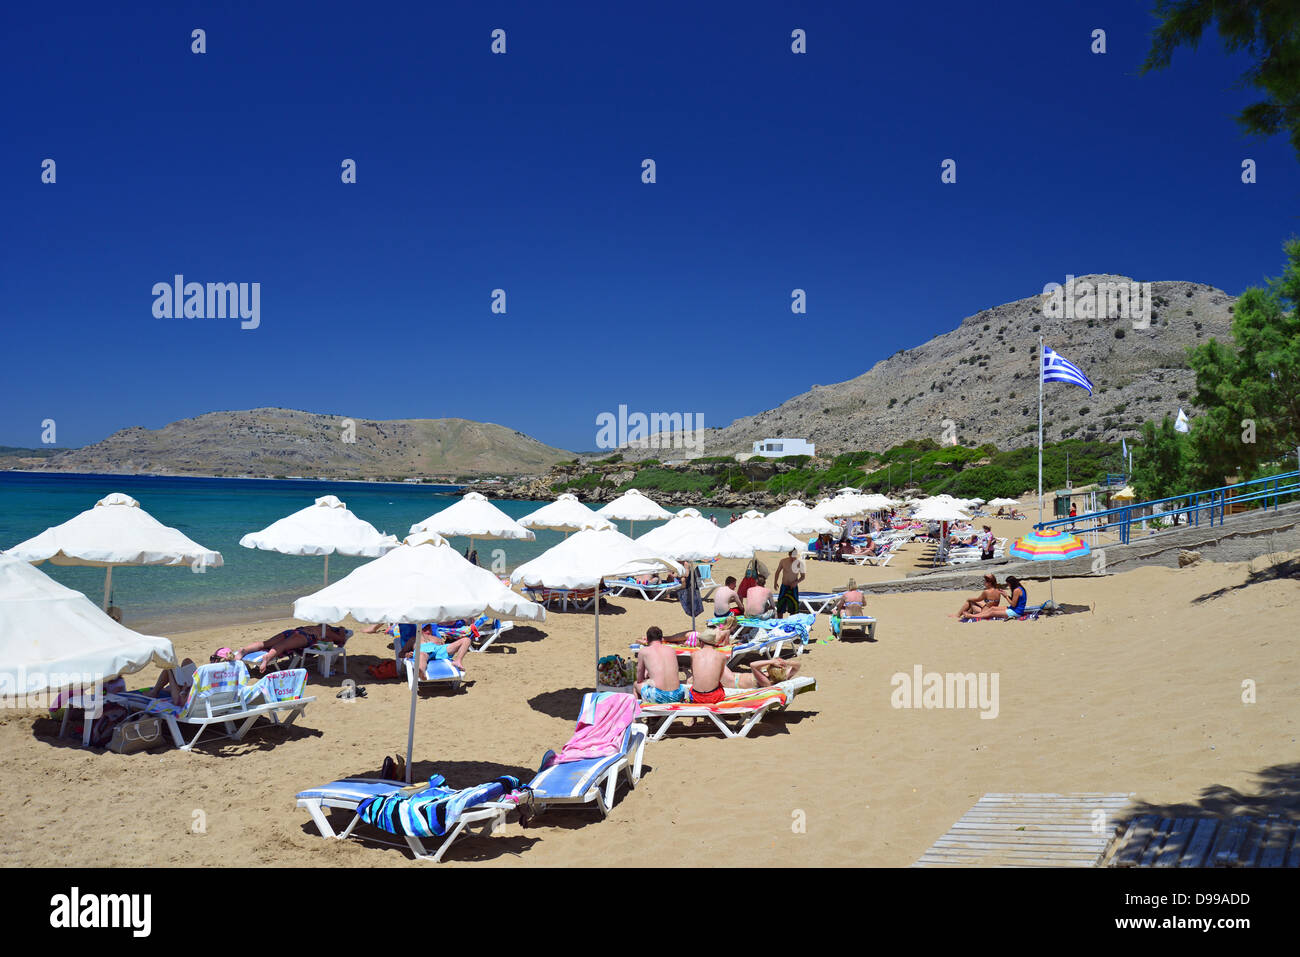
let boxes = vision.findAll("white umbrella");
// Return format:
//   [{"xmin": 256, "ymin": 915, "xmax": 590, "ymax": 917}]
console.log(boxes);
[
  {"xmin": 988, "ymin": 497, "xmax": 1020, "ymax": 508},
  {"xmin": 240, "ymin": 495, "xmax": 399, "ymax": 586},
  {"xmin": 721, "ymin": 515, "xmax": 803, "ymax": 553},
  {"xmin": 518, "ymin": 493, "xmax": 615, "ymax": 536},
  {"xmin": 510, "ymin": 527, "xmax": 680, "ymax": 686},
  {"xmin": 0, "ymin": 552, "xmax": 176, "ymax": 699},
  {"xmin": 295, "ymin": 536, "xmax": 544, "ymax": 783},
  {"xmin": 912, "ymin": 500, "xmax": 970, "ymax": 522},
  {"xmin": 766, "ymin": 499, "xmax": 837, "ymax": 536},
  {"xmin": 637, "ymin": 512, "xmax": 754, "ymax": 630},
  {"xmin": 7, "ymin": 492, "xmax": 223, "ymax": 610},
  {"xmin": 409, "ymin": 491, "xmax": 534, "ymax": 560},
  {"xmin": 740, "ymin": 509, "xmax": 766, "ymax": 520},
  {"xmin": 596, "ymin": 488, "xmax": 674, "ymax": 537}
]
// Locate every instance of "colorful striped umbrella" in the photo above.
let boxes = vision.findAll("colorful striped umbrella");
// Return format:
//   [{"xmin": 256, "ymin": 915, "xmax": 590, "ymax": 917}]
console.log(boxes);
[
  {"xmin": 1009, "ymin": 529, "xmax": 1090, "ymax": 561},
  {"xmin": 1009, "ymin": 529, "xmax": 1090, "ymax": 607}
]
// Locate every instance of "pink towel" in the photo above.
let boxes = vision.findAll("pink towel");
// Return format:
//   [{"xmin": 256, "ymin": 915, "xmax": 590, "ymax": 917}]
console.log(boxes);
[{"xmin": 554, "ymin": 694, "xmax": 639, "ymax": 764}]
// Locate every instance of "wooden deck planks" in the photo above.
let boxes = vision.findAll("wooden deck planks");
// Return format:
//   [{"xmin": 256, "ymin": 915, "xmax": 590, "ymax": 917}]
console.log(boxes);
[
  {"xmin": 914, "ymin": 793, "xmax": 1132, "ymax": 867},
  {"xmin": 1110, "ymin": 815, "xmax": 1300, "ymax": 868}
]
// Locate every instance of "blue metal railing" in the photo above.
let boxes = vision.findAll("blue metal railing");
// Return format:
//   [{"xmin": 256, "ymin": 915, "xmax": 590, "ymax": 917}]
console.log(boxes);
[{"xmin": 1036, "ymin": 470, "xmax": 1300, "ymax": 544}]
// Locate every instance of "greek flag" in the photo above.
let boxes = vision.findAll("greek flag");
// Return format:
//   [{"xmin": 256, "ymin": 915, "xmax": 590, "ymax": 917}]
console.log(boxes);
[{"xmin": 1042, "ymin": 346, "xmax": 1094, "ymax": 395}]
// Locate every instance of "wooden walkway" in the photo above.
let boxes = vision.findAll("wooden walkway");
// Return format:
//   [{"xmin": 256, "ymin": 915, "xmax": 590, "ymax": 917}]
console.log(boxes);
[
  {"xmin": 914, "ymin": 793, "xmax": 1133, "ymax": 867},
  {"xmin": 1110, "ymin": 815, "xmax": 1300, "ymax": 867}
]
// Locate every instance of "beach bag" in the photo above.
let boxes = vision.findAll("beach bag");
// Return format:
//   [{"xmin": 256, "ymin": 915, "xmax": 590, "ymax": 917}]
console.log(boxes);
[
  {"xmin": 108, "ymin": 716, "xmax": 164, "ymax": 754},
  {"xmin": 367, "ymin": 660, "xmax": 397, "ymax": 680},
  {"xmin": 89, "ymin": 703, "xmax": 130, "ymax": 748}
]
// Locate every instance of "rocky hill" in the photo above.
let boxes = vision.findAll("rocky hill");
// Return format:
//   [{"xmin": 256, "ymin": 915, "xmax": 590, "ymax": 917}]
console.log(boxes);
[
  {"xmin": 32, "ymin": 408, "xmax": 571, "ymax": 479},
  {"xmin": 675, "ymin": 276, "xmax": 1235, "ymax": 458}
]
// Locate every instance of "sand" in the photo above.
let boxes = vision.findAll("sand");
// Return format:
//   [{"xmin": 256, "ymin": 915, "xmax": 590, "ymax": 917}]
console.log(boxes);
[{"xmin": 1, "ymin": 525, "xmax": 1296, "ymax": 868}]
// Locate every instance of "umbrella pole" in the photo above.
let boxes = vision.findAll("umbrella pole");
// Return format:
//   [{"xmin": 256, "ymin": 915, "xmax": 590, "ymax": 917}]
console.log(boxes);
[
  {"xmin": 593, "ymin": 582, "xmax": 601, "ymax": 691},
  {"xmin": 405, "ymin": 654, "xmax": 418, "ymax": 784},
  {"xmin": 103, "ymin": 566, "xmax": 112, "ymax": 612},
  {"xmin": 323, "ymin": 553, "xmax": 329, "ymax": 586}
]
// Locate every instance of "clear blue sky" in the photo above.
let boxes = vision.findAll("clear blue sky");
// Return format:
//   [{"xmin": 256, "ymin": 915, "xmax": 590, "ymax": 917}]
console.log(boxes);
[{"xmin": 3, "ymin": 1, "xmax": 1297, "ymax": 453}]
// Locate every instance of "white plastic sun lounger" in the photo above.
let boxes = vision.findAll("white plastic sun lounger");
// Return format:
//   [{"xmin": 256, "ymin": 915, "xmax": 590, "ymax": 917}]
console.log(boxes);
[
  {"xmin": 402, "ymin": 657, "xmax": 466, "ymax": 691},
  {"xmin": 637, "ymin": 678, "xmax": 817, "ymax": 741},
  {"xmin": 604, "ymin": 577, "xmax": 682, "ymax": 602},
  {"xmin": 798, "ymin": 591, "xmax": 839, "ymax": 615},
  {"xmin": 528, "ymin": 719, "xmax": 648, "ymax": 817},
  {"xmin": 110, "ymin": 662, "xmax": 315, "ymax": 751},
  {"xmin": 295, "ymin": 777, "xmax": 513, "ymax": 862}
]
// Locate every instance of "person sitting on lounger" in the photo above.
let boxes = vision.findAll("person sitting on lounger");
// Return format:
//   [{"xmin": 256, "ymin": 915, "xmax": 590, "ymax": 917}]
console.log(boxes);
[
  {"xmin": 743, "ymin": 574, "xmax": 774, "ymax": 618},
  {"xmin": 687, "ymin": 626, "xmax": 730, "ymax": 704},
  {"xmin": 636, "ymin": 626, "xmax": 686, "ymax": 703},
  {"xmin": 402, "ymin": 623, "xmax": 473, "ymax": 676},
  {"xmin": 713, "ymin": 575, "xmax": 741, "ymax": 618},
  {"xmin": 832, "ymin": 580, "xmax": 866, "ymax": 617},
  {"xmin": 723, "ymin": 657, "xmax": 801, "ymax": 690},
  {"xmin": 233, "ymin": 625, "xmax": 350, "ymax": 672},
  {"xmin": 954, "ymin": 574, "xmax": 1002, "ymax": 618},
  {"xmin": 146, "ymin": 658, "xmax": 198, "ymax": 702},
  {"xmin": 964, "ymin": 576, "xmax": 1028, "ymax": 620}
]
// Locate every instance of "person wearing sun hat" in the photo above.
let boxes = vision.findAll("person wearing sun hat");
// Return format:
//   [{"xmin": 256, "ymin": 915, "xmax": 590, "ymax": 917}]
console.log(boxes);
[{"xmin": 687, "ymin": 624, "xmax": 730, "ymax": 704}]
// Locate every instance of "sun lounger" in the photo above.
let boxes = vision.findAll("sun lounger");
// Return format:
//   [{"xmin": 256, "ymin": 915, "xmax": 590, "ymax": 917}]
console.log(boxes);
[
  {"xmin": 401, "ymin": 656, "xmax": 466, "ymax": 690},
  {"xmin": 638, "ymin": 678, "xmax": 817, "ymax": 740},
  {"xmin": 241, "ymin": 628, "xmax": 354, "ymax": 678},
  {"xmin": 527, "ymin": 693, "xmax": 647, "ymax": 817},
  {"xmin": 420, "ymin": 615, "xmax": 515, "ymax": 653},
  {"xmin": 798, "ymin": 591, "xmax": 839, "ymax": 615},
  {"xmin": 109, "ymin": 662, "xmax": 315, "ymax": 751},
  {"xmin": 830, "ymin": 614, "xmax": 877, "ymax": 640},
  {"xmin": 295, "ymin": 775, "xmax": 517, "ymax": 862},
  {"xmin": 603, "ymin": 577, "xmax": 681, "ymax": 602}
]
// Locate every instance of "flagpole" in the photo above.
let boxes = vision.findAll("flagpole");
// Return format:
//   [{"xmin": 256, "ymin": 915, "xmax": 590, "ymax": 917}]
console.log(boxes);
[{"xmin": 1038, "ymin": 335, "xmax": 1044, "ymax": 524}]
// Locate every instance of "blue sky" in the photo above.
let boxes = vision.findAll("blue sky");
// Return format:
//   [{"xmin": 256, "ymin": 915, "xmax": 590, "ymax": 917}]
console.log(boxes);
[{"xmin": 3, "ymin": 1, "xmax": 1298, "ymax": 453}]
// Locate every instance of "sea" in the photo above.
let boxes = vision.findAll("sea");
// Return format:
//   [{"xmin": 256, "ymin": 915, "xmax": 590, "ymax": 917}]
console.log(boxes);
[{"xmin": 0, "ymin": 472, "xmax": 736, "ymax": 633}]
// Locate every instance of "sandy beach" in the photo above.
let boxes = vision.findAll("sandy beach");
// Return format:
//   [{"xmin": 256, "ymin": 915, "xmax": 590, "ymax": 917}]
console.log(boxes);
[{"xmin": 2, "ymin": 514, "xmax": 1297, "ymax": 868}]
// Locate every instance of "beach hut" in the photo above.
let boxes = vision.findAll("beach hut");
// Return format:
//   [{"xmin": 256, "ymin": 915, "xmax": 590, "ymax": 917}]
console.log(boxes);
[
  {"xmin": 0, "ymin": 553, "xmax": 176, "ymax": 743},
  {"xmin": 595, "ymin": 488, "xmax": 674, "ymax": 537},
  {"xmin": 239, "ymin": 495, "xmax": 398, "ymax": 585},
  {"xmin": 6, "ymin": 492, "xmax": 223, "ymax": 610},
  {"xmin": 294, "ymin": 536, "xmax": 544, "ymax": 783},
  {"xmin": 409, "ymin": 491, "xmax": 534, "ymax": 562},
  {"xmin": 517, "ymin": 493, "xmax": 614, "ymax": 537},
  {"xmin": 510, "ymin": 527, "xmax": 680, "ymax": 687}
]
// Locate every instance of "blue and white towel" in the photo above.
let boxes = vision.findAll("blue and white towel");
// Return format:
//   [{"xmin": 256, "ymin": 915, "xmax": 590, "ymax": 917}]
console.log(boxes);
[{"xmin": 356, "ymin": 775, "xmax": 520, "ymax": 838}]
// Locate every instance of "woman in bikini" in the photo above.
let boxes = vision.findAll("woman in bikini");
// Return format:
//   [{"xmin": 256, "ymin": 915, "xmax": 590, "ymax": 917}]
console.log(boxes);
[
  {"xmin": 723, "ymin": 658, "xmax": 801, "ymax": 690},
  {"xmin": 967, "ymin": 576, "xmax": 1029, "ymax": 620},
  {"xmin": 954, "ymin": 574, "xmax": 1002, "ymax": 618}
]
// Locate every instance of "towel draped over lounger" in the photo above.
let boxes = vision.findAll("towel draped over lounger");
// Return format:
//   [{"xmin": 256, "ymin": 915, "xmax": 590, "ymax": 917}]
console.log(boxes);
[{"xmin": 357, "ymin": 774, "xmax": 520, "ymax": 838}]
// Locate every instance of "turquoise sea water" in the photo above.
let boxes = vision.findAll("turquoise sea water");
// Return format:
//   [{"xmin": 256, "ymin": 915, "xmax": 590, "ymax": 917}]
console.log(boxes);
[{"xmin": 0, "ymin": 472, "xmax": 734, "ymax": 632}]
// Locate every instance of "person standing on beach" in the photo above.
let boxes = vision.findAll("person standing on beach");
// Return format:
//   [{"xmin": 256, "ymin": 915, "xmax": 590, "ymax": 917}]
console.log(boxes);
[{"xmin": 775, "ymin": 548, "xmax": 805, "ymax": 618}]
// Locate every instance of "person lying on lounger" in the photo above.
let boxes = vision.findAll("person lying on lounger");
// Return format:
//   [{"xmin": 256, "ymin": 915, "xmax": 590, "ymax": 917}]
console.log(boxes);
[
  {"xmin": 954, "ymin": 574, "xmax": 1002, "ymax": 618},
  {"xmin": 636, "ymin": 626, "xmax": 686, "ymax": 703},
  {"xmin": 146, "ymin": 658, "xmax": 197, "ymax": 702},
  {"xmin": 963, "ymin": 576, "xmax": 1028, "ymax": 620},
  {"xmin": 231, "ymin": 625, "xmax": 351, "ymax": 672},
  {"xmin": 723, "ymin": 657, "xmax": 800, "ymax": 690},
  {"xmin": 401, "ymin": 623, "xmax": 473, "ymax": 676}
]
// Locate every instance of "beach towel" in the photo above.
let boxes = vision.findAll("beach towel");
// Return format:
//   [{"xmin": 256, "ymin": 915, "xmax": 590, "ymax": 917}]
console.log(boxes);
[
  {"xmin": 641, "ymin": 686, "xmax": 788, "ymax": 713},
  {"xmin": 357, "ymin": 775, "xmax": 519, "ymax": 838},
  {"xmin": 142, "ymin": 661, "xmax": 246, "ymax": 718},
  {"xmin": 242, "ymin": 668, "xmax": 307, "ymax": 705},
  {"xmin": 553, "ymin": 692, "xmax": 639, "ymax": 763}
]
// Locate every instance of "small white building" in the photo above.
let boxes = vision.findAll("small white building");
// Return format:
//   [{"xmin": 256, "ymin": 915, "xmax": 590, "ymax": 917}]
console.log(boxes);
[{"xmin": 751, "ymin": 437, "xmax": 815, "ymax": 458}]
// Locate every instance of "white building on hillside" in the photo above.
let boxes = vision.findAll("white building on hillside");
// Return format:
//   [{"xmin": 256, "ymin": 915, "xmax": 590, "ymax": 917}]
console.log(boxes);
[{"xmin": 751, "ymin": 437, "xmax": 815, "ymax": 458}]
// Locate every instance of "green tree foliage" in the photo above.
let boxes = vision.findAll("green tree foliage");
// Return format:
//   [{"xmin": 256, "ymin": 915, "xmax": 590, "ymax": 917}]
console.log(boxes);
[
  {"xmin": 1187, "ymin": 238, "xmax": 1300, "ymax": 483},
  {"xmin": 1142, "ymin": 1, "xmax": 1300, "ymax": 159},
  {"xmin": 1132, "ymin": 416, "xmax": 1190, "ymax": 501}
]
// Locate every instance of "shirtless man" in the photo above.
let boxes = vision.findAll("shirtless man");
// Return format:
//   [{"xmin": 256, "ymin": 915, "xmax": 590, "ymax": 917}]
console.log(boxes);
[
  {"xmin": 723, "ymin": 657, "xmax": 801, "ymax": 690},
  {"xmin": 713, "ymin": 576, "xmax": 741, "ymax": 618},
  {"xmin": 774, "ymin": 548, "xmax": 806, "ymax": 618},
  {"xmin": 234, "ymin": 624, "xmax": 350, "ymax": 673},
  {"xmin": 743, "ymin": 574, "xmax": 774, "ymax": 617},
  {"xmin": 636, "ymin": 626, "xmax": 685, "ymax": 703},
  {"xmin": 954, "ymin": 574, "xmax": 1002, "ymax": 618},
  {"xmin": 687, "ymin": 626, "xmax": 730, "ymax": 704}
]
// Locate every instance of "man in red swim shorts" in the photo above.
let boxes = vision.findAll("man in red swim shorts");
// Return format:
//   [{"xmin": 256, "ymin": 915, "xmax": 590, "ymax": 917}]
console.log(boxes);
[{"xmin": 688, "ymin": 625, "xmax": 730, "ymax": 704}]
